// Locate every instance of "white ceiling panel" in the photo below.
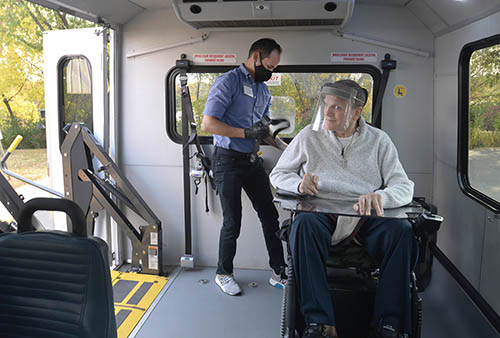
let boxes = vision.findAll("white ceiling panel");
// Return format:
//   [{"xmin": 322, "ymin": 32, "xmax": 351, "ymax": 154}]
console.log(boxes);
[
  {"xmin": 28, "ymin": 0, "xmax": 145, "ymax": 24},
  {"xmin": 406, "ymin": 0, "xmax": 500, "ymax": 36},
  {"xmin": 357, "ymin": 0, "xmax": 408, "ymax": 6},
  {"xmin": 407, "ymin": 0, "xmax": 448, "ymax": 33},
  {"xmin": 426, "ymin": 0, "xmax": 500, "ymax": 27},
  {"xmin": 30, "ymin": 0, "xmax": 500, "ymax": 35},
  {"xmin": 131, "ymin": 0, "xmax": 172, "ymax": 10}
]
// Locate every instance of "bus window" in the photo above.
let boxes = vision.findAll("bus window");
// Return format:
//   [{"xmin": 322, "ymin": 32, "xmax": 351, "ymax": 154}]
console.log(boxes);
[
  {"xmin": 459, "ymin": 35, "xmax": 500, "ymax": 211},
  {"xmin": 58, "ymin": 56, "xmax": 93, "ymax": 145},
  {"xmin": 166, "ymin": 65, "xmax": 379, "ymax": 144}
]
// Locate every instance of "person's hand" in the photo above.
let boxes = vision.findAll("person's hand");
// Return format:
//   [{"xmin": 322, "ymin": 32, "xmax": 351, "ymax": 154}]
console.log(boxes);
[
  {"xmin": 353, "ymin": 192, "xmax": 384, "ymax": 216},
  {"xmin": 244, "ymin": 121, "xmax": 270, "ymax": 139},
  {"xmin": 298, "ymin": 173, "xmax": 319, "ymax": 196}
]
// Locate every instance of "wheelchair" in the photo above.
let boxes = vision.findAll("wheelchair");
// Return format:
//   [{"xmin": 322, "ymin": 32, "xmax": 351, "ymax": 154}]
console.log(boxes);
[{"xmin": 278, "ymin": 198, "xmax": 442, "ymax": 338}]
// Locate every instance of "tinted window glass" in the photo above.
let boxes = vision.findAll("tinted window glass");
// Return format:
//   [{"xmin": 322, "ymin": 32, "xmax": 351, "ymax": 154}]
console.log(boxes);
[
  {"xmin": 59, "ymin": 56, "xmax": 93, "ymax": 143},
  {"xmin": 173, "ymin": 71, "xmax": 374, "ymax": 138},
  {"xmin": 468, "ymin": 44, "xmax": 500, "ymax": 203}
]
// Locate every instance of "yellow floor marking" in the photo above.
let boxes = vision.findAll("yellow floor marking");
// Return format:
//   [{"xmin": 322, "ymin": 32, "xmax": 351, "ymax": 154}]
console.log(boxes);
[{"xmin": 111, "ymin": 271, "xmax": 168, "ymax": 338}]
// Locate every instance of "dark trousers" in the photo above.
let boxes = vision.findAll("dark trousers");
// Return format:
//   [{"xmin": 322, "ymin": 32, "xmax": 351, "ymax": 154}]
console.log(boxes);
[
  {"xmin": 213, "ymin": 148, "xmax": 285, "ymax": 275},
  {"xmin": 289, "ymin": 213, "xmax": 419, "ymax": 333}
]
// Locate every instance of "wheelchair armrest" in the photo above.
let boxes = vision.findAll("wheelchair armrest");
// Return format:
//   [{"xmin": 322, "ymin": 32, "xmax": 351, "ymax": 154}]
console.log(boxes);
[
  {"xmin": 278, "ymin": 218, "xmax": 292, "ymax": 242},
  {"xmin": 411, "ymin": 197, "xmax": 443, "ymax": 237}
]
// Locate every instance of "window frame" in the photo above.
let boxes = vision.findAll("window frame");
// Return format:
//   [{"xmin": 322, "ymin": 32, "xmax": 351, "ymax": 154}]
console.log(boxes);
[
  {"xmin": 165, "ymin": 64, "xmax": 382, "ymax": 145},
  {"xmin": 457, "ymin": 33, "xmax": 500, "ymax": 213}
]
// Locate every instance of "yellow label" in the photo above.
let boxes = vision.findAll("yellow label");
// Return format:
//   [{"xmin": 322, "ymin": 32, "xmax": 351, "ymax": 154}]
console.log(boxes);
[{"xmin": 394, "ymin": 85, "xmax": 407, "ymax": 97}]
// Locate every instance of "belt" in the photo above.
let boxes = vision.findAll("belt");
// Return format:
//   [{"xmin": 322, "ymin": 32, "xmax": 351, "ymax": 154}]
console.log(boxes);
[{"xmin": 214, "ymin": 146, "xmax": 252, "ymax": 159}]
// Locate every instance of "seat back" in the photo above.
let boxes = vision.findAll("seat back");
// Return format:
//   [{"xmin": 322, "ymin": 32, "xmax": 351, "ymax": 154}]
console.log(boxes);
[{"xmin": 0, "ymin": 198, "xmax": 117, "ymax": 338}]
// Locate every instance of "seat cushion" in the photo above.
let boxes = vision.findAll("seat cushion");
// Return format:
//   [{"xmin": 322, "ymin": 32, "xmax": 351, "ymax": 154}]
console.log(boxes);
[{"xmin": 327, "ymin": 240, "xmax": 379, "ymax": 272}]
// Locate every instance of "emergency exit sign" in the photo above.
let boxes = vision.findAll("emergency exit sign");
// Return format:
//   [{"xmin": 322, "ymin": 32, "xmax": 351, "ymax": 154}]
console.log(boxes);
[
  {"xmin": 193, "ymin": 53, "xmax": 237, "ymax": 64},
  {"xmin": 331, "ymin": 52, "xmax": 377, "ymax": 63},
  {"xmin": 265, "ymin": 74, "xmax": 281, "ymax": 86}
]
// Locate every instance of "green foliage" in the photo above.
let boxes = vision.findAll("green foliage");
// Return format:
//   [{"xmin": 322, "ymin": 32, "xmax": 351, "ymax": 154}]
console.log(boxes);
[
  {"xmin": 469, "ymin": 44, "xmax": 500, "ymax": 149},
  {"xmin": 470, "ymin": 128, "xmax": 500, "ymax": 148},
  {"xmin": 0, "ymin": 0, "xmax": 97, "ymax": 149},
  {"xmin": 63, "ymin": 92, "xmax": 93, "ymax": 131},
  {"xmin": 1, "ymin": 117, "xmax": 46, "ymax": 149},
  {"xmin": 178, "ymin": 71, "xmax": 374, "ymax": 138}
]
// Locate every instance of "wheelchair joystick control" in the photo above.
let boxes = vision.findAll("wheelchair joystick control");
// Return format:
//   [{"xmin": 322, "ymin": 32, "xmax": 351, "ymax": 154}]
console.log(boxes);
[{"xmin": 411, "ymin": 212, "xmax": 443, "ymax": 237}]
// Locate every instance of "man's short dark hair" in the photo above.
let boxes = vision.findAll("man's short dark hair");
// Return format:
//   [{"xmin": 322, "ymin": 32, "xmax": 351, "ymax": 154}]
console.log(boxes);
[
  {"xmin": 323, "ymin": 79, "xmax": 368, "ymax": 108},
  {"xmin": 248, "ymin": 38, "xmax": 282, "ymax": 59}
]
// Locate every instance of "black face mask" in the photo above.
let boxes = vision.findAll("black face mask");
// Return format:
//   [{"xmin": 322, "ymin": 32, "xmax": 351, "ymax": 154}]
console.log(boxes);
[{"xmin": 254, "ymin": 54, "xmax": 273, "ymax": 82}]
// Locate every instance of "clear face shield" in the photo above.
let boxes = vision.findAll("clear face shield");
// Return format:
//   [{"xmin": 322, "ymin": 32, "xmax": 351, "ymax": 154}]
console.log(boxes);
[{"xmin": 311, "ymin": 86, "xmax": 358, "ymax": 132}]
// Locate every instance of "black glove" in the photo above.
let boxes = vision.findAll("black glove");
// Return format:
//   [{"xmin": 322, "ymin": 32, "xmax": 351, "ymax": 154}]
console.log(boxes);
[{"xmin": 244, "ymin": 121, "xmax": 270, "ymax": 139}]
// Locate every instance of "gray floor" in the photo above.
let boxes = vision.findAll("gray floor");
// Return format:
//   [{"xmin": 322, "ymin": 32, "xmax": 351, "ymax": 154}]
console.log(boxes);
[
  {"xmin": 421, "ymin": 261, "xmax": 500, "ymax": 338},
  {"xmin": 134, "ymin": 267, "xmax": 283, "ymax": 338},
  {"xmin": 134, "ymin": 263, "xmax": 500, "ymax": 338}
]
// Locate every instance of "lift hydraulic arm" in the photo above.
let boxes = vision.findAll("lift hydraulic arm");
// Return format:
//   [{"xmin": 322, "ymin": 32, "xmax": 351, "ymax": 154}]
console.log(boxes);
[{"xmin": 61, "ymin": 123, "xmax": 163, "ymax": 275}]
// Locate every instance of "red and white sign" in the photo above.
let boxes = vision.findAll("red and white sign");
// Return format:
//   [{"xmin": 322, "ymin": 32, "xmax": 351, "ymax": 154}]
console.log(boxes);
[
  {"xmin": 330, "ymin": 52, "xmax": 377, "ymax": 63},
  {"xmin": 265, "ymin": 73, "xmax": 281, "ymax": 86},
  {"xmin": 193, "ymin": 53, "xmax": 237, "ymax": 64}
]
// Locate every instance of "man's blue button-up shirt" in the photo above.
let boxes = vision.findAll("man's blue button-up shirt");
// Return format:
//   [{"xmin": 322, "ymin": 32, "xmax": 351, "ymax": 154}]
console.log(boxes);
[{"xmin": 202, "ymin": 64, "xmax": 271, "ymax": 153}]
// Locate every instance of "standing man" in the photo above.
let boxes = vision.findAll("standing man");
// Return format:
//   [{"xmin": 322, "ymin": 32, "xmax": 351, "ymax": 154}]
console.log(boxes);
[{"xmin": 202, "ymin": 38, "xmax": 288, "ymax": 296}]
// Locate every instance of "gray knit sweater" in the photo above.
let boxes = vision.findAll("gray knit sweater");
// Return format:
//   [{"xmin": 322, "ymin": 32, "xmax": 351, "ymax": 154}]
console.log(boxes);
[{"xmin": 270, "ymin": 118, "xmax": 414, "ymax": 244}]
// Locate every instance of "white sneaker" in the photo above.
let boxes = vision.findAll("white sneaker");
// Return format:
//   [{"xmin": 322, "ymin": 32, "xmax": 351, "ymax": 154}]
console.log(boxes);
[
  {"xmin": 215, "ymin": 274, "xmax": 241, "ymax": 296},
  {"xmin": 269, "ymin": 269, "xmax": 287, "ymax": 289}
]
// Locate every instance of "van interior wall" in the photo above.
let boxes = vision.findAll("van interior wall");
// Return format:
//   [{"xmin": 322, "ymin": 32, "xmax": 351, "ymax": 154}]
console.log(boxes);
[
  {"xmin": 119, "ymin": 4, "xmax": 434, "ymax": 268},
  {"xmin": 434, "ymin": 10, "xmax": 500, "ymax": 315}
]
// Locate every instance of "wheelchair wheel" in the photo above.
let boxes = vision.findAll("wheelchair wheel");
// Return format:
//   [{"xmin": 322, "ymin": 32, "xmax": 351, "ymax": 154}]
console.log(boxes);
[
  {"xmin": 281, "ymin": 258, "xmax": 305, "ymax": 338},
  {"xmin": 411, "ymin": 273, "xmax": 423, "ymax": 338}
]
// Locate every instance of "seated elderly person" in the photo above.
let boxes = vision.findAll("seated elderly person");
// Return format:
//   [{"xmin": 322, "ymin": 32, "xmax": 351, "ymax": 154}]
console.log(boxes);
[{"xmin": 269, "ymin": 79, "xmax": 418, "ymax": 338}]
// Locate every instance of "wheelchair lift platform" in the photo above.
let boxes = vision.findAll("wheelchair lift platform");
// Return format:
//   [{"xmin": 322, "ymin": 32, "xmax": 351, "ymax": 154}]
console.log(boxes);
[{"xmin": 112, "ymin": 271, "xmax": 169, "ymax": 338}]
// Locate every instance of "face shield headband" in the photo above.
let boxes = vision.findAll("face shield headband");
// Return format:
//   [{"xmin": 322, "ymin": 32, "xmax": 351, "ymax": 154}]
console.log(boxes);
[{"xmin": 311, "ymin": 86, "xmax": 358, "ymax": 132}]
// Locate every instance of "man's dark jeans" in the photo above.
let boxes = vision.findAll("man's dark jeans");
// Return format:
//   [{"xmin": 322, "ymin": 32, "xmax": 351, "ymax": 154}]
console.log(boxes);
[{"xmin": 213, "ymin": 147, "xmax": 285, "ymax": 275}]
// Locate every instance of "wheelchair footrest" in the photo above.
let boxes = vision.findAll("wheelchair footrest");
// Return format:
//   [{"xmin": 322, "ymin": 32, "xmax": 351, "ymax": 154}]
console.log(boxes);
[{"xmin": 328, "ymin": 269, "xmax": 376, "ymax": 338}]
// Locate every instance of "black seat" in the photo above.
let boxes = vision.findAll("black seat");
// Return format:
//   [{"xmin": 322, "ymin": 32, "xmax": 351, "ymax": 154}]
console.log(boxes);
[
  {"xmin": 0, "ymin": 198, "xmax": 117, "ymax": 338},
  {"xmin": 327, "ymin": 240, "xmax": 378, "ymax": 272}
]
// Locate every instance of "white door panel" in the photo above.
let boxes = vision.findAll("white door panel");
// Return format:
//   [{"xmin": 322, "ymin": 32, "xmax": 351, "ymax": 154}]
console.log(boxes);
[{"xmin": 43, "ymin": 28, "xmax": 114, "ymax": 256}]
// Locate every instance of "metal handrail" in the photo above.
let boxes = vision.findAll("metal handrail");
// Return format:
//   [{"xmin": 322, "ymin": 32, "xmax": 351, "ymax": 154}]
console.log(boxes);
[{"xmin": 1, "ymin": 135, "xmax": 64, "ymax": 198}]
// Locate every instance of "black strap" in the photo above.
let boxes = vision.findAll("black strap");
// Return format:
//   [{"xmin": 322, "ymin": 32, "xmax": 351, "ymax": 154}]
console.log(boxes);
[
  {"xmin": 194, "ymin": 177, "xmax": 200, "ymax": 195},
  {"xmin": 204, "ymin": 175, "xmax": 209, "ymax": 213},
  {"xmin": 179, "ymin": 66, "xmax": 213, "ymax": 223},
  {"xmin": 179, "ymin": 68, "xmax": 216, "ymax": 191},
  {"xmin": 180, "ymin": 69, "xmax": 193, "ymax": 255},
  {"xmin": 372, "ymin": 54, "xmax": 397, "ymax": 128},
  {"xmin": 371, "ymin": 70, "xmax": 389, "ymax": 127}
]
